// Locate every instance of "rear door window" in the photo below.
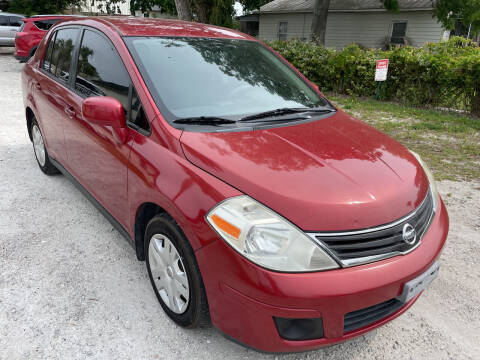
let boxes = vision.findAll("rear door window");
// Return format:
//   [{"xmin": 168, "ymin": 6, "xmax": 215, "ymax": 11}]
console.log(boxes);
[
  {"xmin": 75, "ymin": 29, "xmax": 130, "ymax": 110},
  {"xmin": 0, "ymin": 16, "xmax": 8, "ymax": 26}
]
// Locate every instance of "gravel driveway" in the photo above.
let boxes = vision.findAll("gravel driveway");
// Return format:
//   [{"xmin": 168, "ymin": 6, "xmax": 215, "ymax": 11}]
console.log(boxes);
[{"xmin": 0, "ymin": 48, "xmax": 479, "ymax": 360}]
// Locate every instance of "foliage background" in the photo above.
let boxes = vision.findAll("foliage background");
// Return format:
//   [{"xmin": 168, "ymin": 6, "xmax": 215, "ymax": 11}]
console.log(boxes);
[
  {"xmin": 8, "ymin": 0, "xmax": 82, "ymax": 15},
  {"xmin": 268, "ymin": 37, "xmax": 480, "ymax": 115}
]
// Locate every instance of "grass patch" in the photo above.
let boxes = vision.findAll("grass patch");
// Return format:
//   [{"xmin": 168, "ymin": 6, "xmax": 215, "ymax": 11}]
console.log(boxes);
[{"xmin": 329, "ymin": 93, "xmax": 480, "ymax": 181}]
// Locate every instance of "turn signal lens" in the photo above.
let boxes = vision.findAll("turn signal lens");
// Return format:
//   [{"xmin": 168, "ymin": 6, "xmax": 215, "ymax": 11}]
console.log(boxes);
[{"xmin": 210, "ymin": 214, "xmax": 241, "ymax": 239}]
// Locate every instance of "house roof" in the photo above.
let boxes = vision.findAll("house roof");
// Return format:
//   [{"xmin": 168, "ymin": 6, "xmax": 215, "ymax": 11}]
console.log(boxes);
[
  {"xmin": 260, "ymin": 0, "xmax": 434, "ymax": 13},
  {"xmin": 238, "ymin": 13, "xmax": 260, "ymax": 22}
]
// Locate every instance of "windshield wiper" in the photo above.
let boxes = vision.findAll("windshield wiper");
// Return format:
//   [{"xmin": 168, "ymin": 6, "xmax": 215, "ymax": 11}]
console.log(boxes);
[
  {"xmin": 239, "ymin": 107, "xmax": 335, "ymax": 122},
  {"xmin": 173, "ymin": 116, "xmax": 237, "ymax": 126}
]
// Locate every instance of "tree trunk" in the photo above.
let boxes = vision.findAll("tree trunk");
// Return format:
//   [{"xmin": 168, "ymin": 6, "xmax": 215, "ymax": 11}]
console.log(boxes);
[
  {"xmin": 174, "ymin": 0, "xmax": 192, "ymax": 21},
  {"xmin": 193, "ymin": 0, "xmax": 208, "ymax": 23},
  {"xmin": 311, "ymin": 0, "xmax": 331, "ymax": 45}
]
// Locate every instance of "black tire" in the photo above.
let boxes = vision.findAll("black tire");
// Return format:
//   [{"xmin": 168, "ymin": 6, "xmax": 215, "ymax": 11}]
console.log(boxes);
[
  {"xmin": 145, "ymin": 213, "xmax": 210, "ymax": 328},
  {"xmin": 30, "ymin": 118, "xmax": 59, "ymax": 175}
]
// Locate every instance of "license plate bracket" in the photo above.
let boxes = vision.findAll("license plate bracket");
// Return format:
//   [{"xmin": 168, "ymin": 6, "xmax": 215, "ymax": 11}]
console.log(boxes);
[{"xmin": 396, "ymin": 261, "xmax": 440, "ymax": 303}]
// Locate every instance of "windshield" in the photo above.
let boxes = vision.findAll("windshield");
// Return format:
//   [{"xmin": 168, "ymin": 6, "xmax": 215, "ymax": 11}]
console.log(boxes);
[{"xmin": 125, "ymin": 37, "xmax": 332, "ymax": 122}]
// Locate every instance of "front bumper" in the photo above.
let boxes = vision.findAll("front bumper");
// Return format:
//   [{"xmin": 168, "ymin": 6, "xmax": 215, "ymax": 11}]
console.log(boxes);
[{"xmin": 195, "ymin": 197, "xmax": 449, "ymax": 352}]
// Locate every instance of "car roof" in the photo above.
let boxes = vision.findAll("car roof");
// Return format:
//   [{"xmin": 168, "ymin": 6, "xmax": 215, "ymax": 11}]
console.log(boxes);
[
  {"xmin": 29, "ymin": 14, "xmax": 84, "ymax": 18},
  {"xmin": 65, "ymin": 16, "xmax": 252, "ymax": 40},
  {"xmin": 0, "ymin": 12, "xmax": 24, "ymax": 17},
  {"xmin": 25, "ymin": 15, "xmax": 84, "ymax": 21}
]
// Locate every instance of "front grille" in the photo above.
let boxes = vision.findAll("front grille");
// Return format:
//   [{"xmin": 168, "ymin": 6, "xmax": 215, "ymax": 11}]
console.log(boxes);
[
  {"xmin": 311, "ymin": 189, "xmax": 435, "ymax": 266},
  {"xmin": 343, "ymin": 298, "xmax": 404, "ymax": 333}
]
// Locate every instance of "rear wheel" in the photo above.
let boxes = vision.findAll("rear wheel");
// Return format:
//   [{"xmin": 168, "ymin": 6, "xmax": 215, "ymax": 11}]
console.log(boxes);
[
  {"xmin": 31, "ymin": 119, "xmax": 58, "ymax": 175},
  {"xmin": 145, "ymin": 214, "xmax": 210, "ymax": 328}
]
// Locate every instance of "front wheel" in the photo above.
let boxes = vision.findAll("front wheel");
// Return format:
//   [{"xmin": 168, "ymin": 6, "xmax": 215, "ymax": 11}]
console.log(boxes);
[{"xmin": 145, "ymin": 214, "xmax": 210, "ymax": 328}]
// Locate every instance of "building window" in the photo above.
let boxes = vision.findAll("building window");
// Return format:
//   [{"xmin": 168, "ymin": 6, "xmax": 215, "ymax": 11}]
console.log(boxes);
[
  {"xmin": 391, "ymin": 21, "xmax": 408, "ymax": 45},
  {"xmin": 278, "ymin": 22, "xmax": 288, "ymax": 41}
]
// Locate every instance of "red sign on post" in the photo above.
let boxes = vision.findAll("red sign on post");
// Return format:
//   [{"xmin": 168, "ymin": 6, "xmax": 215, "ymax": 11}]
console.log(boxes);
[{"xmin": 375, "ymin": 59, "xmax": 389, "ymax": 82}]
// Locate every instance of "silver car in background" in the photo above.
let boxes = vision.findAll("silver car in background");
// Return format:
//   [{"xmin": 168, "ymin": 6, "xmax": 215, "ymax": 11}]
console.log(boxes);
[{"xmin": 0, "ymin": 12, "xmax": 24, "ymax": 46}]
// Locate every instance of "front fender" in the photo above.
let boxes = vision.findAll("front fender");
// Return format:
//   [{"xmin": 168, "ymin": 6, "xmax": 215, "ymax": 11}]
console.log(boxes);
[{"xmin": 127, "ymin": 128, "xmax": 240, "ymax": 251}]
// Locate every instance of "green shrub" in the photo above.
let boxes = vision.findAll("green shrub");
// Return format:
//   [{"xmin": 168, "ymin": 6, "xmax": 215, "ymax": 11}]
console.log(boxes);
[{"xmin": 267, "ymin": 37, "xmax": 480, "ymax": 115}]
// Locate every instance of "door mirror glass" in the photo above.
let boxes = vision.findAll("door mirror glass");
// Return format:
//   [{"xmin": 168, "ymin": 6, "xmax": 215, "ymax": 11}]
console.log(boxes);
[{"xmin": 82, "ymin": 96, "xmax": 126, "ymax": 129}]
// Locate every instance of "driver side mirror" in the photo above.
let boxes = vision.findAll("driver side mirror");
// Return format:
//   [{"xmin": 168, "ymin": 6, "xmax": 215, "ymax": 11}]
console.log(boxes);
[
  {"xmin": 82, "ymin": 96, "xmax": 126, "ymax": 128},
  {"xmin": 82, "ymin": 96, "xmax": 128, "ymax": 143}
]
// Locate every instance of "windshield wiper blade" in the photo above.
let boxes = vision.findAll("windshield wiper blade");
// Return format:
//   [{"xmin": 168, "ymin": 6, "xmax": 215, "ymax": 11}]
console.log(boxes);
[
  {"xmin": 239, "ymin": 107, "xmax": 335, "ymax": 122},
  {"xmin": 173, "ymin": 116, "xmax": 237, "ymax": 126}
]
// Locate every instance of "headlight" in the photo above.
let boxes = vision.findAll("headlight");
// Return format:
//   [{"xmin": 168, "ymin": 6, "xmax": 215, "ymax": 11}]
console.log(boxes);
[
  {"xmin": 409, "ymin": 150, "xmax": 438, "ymax": 210},
  {"xmin": 206, "ymin": 196, "xmax": 339, "ymax": 272}
]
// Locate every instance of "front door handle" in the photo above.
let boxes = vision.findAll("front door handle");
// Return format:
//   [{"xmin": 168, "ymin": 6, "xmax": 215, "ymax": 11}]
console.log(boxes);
[
  {"xmin": 34, "ymin": 82, "xmax": 41, "ymax": 90},
  {"xmin": 65, "ymin": 107, "xmax": 76, "ymax": 118}
]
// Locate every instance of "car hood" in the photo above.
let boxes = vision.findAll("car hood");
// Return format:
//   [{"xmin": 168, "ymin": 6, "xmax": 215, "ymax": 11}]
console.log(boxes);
[{"xmin": 180, "ymin": 111, "xmax": 429, "ymax": 231}]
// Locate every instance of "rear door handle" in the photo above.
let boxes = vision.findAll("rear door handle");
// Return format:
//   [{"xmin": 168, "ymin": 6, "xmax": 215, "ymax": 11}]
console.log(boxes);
[{"xmin": 65, "ymin": 107, "xmax": 76, "ymax": 118}]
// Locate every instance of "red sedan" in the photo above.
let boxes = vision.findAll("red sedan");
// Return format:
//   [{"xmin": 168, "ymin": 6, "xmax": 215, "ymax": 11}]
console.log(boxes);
[{"xmin": 21, "ymin": 16, "xmax": 448, "ymax": 352}]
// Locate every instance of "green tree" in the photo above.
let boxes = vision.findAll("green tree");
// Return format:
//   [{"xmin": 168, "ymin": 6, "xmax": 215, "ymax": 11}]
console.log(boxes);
[
  {"xmin": 173, "ymin": 0, "xmax": 191, "ymax": 20},
  {"xmin": 129, "ymin": 0, "xmax": 234, "ymax": 27},
  {"xmin": 92, "ymin": 0, "xmax": 127, "ymax": 14},
  {"xmin": 434, "ymin": 0, "xmax": 480, "ymax": 38},
  {"xmin": 191, "ymin": 0, "xmax": 234, "ymax": 27},
  {"xmin": 8, "ymin": 0, "xmax": 82, "ymax": 15},
  {"xmin": 129, "ymin": 0, "xmax": 178, "ymax": 17}
]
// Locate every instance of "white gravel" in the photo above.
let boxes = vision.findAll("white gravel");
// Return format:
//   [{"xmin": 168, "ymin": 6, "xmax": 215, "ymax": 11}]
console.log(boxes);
[{"xmin": 0, "ymin": 48, "xmax": 479, "ymax": 360}]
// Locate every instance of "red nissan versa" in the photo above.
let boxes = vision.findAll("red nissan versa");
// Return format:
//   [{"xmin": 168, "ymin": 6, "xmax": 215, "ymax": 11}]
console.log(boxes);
[
  {"xmin": 14, "ymin": 15, "xmax": 80, "ymax": 62},
  {"xmin": 21, "ymin": 17, "xmax": 449, "ymax": 352}
]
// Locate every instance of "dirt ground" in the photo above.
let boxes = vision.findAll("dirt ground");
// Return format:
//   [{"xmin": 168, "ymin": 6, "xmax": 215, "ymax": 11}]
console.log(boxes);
[{"xmin": 0, "ymin": 48, "xmax": 479, "ymax": 359}]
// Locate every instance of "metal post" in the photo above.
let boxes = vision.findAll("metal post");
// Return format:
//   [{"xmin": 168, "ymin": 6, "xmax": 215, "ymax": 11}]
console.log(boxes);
[{"xmin": 376, "ymin": 81, "xmax": 382, "ymax": 100}]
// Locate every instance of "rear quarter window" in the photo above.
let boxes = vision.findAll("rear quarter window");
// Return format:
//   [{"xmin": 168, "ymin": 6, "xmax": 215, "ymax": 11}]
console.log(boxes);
[
  {"xmin": 42, "ymin": 32, "xmax": 56, "ymax": 73},
  {"xmin": 42, "ymin": 28, "xmax": 79, "ymax": 84},
  {"xmin": 34, "ymin": 19, "xmax": 60, "ymax": 31}
]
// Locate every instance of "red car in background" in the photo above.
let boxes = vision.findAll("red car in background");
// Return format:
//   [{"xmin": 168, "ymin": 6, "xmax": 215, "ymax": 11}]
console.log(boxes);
[
  {"xmin": 21, "ymin": 17, "xmax": 449, "ymax": 352},
  {"xmin": 14, "ymin": 15, "xmax": 79, "ymax": 62}
]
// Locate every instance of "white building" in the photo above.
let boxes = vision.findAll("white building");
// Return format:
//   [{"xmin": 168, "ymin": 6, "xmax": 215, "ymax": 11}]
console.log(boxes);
[
  {"xmin": 77, "ymin": 0, "xmax": 132, "ymax": 15},
  {"xmin": 257, "ymin": 0, "xmax": 448, "ymax": 48}
]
